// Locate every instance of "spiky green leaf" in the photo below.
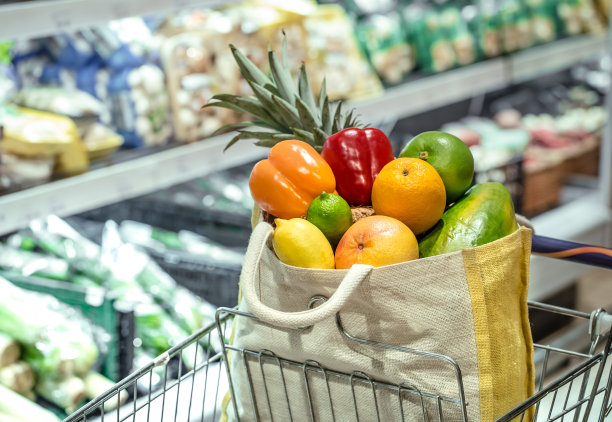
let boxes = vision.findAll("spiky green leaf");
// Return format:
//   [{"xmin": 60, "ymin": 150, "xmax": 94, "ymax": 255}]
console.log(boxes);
[
  {"xmin": 332, "ymin": 101, "xmax": 345, "ymax": 133},
  {"xmin": 290, "ymin": 127, "xmax": 316, "ymax": 145},
  {"xmin": 295, "ymin": 97, "xmax": 320, "ymax": 132},
  {"xmin": 255, "ymin": 139, "xmax": 283, "ymax": 148},
  {"xmin": 345, "ymin": 110, "xmax": 354, "ymax": 129},
  {"xmin": 281, "ymin": 32, "xmax": 289, "ymax": 69},
  {"xmin": 249, "ymin": 83, "xmax": 289, "ymax": 129},
  {"xmin": 212, "ymin": 120, "xmax": 278, "ymax": 137},
  {"xmin": 321, "ymin": 96, "xmax": 332, "ymax": 136},
  {"xmin": 298, "ymin": 63, "xmax": 318, "ymax": 117},
  {"xmin": 230, "ymin": 44, "xmax": 274, "ymax": 89},
  {"xmin": 268, "ymin": 49, "xmax": 297, "ymax": 106},
  {"xmin": 271, "ymin": 95, "xmax": 302, "ymax": 129},
  {"xmin": 313, "ymin": 128, "xmax": 328, "ymax": 147},
  {"xmin": 205, "ymin": 95, "xmax": 283, "ymax": 130},
  {"xmin": 318, "ymin": 78, "xmax": 327, "ymax": 112},
  {"xmin": 224, "ymin": 130, "xmax": 295, "ymax": 151},
  {"xmin": 329, "ymin": 101, "xmax": 340, "ymax": 134}
]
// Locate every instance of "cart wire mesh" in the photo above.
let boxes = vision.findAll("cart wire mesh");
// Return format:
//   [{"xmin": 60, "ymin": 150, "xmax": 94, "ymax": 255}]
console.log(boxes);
[{"xmin": 63, "ymin": 297, "xmax": 612, "ymax": 422}]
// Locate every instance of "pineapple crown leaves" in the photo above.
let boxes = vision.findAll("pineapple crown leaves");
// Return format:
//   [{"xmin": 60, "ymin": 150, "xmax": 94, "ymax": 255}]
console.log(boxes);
[{"xmin": 203, "ymin": 36, "xmax": 364, "ymax": 152}]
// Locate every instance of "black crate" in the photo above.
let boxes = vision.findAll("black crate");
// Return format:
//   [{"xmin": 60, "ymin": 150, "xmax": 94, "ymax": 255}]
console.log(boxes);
[
  {"xmin": 66, "ymin": 216, "xmax": 242, "ymax": 307},
  {"xmin": 79, "ymin": 197, "xmax": 252, "ymax": 248}
]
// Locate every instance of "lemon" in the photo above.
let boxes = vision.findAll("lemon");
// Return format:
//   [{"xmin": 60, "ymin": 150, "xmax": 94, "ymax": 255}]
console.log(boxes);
[
  {"xmin": 273, "ymin": 218, "xmax": 335, "ymax": 269},
  {"xmin": 306, "ymin": 192, "xmax": 353, "ymax": 247}
]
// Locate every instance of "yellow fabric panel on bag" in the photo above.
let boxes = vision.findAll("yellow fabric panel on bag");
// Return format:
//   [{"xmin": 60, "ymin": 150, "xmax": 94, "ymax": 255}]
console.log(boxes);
[{"xmin": 462, "ymin": 226, "xmax": 535, "ymax": 421}]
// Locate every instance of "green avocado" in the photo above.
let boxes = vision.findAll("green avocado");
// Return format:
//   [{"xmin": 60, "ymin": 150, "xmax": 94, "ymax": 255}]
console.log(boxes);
[{"xmin": 418, "ymin": 182, "xmax": 517, "ymax": 258}]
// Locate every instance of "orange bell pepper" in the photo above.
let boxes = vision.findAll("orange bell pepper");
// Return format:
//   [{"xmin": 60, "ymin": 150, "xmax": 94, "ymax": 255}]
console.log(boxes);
[{"xmin": 249, "ymin": 140, "xmax": 336, "ymax": 219}]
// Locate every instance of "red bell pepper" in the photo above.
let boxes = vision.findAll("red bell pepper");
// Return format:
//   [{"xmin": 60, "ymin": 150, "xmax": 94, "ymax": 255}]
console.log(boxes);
[{"xmin": 321, "ymin": 128, "xmax": 394, "ymax": 206}]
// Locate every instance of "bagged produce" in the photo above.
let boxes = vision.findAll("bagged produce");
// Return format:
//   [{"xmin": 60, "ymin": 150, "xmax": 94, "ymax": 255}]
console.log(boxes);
[
  {"xmin": 354, "ymin": 10, "xmax": 415, "ymax": 84},
  {"xmin": 404, "ymin": 2, "xmax": 457, "ymax": 73},
  {"xmin": 107, "ymin": 64, "xmax": 172, "ymax": 147},
  {"xmin": 303, "ymin": 4, "xmax": 384, "ymax": 99},
  {"xmin": 208, "ymin": 41, "xmax": 534, "ymax": 421},
  {"xmin": 0, "ymin": 276, "xmax": 103, "ymax": 379}
]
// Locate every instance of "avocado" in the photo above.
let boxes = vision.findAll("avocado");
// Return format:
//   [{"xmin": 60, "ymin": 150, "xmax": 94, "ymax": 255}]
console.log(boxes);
[{"xmin": 418, "ymin": 182, "xmax": 517, "ymax": 257}]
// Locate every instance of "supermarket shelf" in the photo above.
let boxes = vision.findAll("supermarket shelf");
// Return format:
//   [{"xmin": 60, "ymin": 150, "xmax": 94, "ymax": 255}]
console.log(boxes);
[
  {"xmin": 353, "ymin": 34, "xmax": 607, "ymax": 123},
  {"xmin": 0, "ymin": 0, "xmax": 234, "ymax": 41},
  {"xmin": 0, "ymin": 34, "xmax": 607, "ymax": 236},
  {"xmin": 0, "ymin": 133, "xmax": 266, "ymax": 236}
]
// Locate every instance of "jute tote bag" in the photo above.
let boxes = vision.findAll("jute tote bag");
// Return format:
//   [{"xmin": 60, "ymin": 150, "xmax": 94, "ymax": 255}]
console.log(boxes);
[{"xmin": 222, "ymin": 221, "xmax": 534, "ymax": 421}]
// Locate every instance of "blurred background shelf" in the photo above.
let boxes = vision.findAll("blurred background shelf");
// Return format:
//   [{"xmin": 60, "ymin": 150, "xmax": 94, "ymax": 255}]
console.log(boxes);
[
  {"xmin": 0, "ymin": 34, "xmax": 606, "ymax": 236},
  {"xmin": 0, "ymin": 132, "xmax": 265, "ymax": 236},
  {"xmin": 0, "ymin": 0, "xmax": 236, "ymax": 41},
  {"xmin": 353, "ymin": 34, "xmax": 607, "ymax": 122}
]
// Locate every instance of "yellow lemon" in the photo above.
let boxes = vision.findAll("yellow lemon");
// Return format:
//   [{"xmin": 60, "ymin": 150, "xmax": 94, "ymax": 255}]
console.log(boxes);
[{"xmin": 272, "ymin": 218, "xmax": 335, "ymax": 269}]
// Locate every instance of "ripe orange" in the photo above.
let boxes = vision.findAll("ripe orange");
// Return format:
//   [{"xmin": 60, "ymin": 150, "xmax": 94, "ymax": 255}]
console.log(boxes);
[
  {"xmin": 371, "ymin": 157, "xmax": 446, "ymax": 235},
  {"xmin": 335, "ymin": 215, "xmax": 418, "ymax": 269}
]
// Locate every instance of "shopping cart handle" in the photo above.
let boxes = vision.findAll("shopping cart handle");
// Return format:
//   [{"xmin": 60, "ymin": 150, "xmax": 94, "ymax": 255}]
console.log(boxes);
[{"xmin": 532, "ymin": 234, "xmax": 612, "ymax": 270}]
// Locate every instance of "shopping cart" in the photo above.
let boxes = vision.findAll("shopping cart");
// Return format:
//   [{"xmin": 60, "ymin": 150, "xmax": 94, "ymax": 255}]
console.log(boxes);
[{"xmin": 63, "ymin": 234, "xmax": 612, "ymax": 421}]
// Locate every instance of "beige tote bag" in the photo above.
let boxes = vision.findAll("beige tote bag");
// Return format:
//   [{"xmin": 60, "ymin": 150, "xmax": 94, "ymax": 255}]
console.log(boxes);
[{"xmin": 223, "ymin": 221, "xmax": 534, "ymax": 421}]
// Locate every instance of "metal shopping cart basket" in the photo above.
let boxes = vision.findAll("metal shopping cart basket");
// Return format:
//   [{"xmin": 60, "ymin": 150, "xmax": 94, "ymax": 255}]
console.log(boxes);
[{"xmin": 64, "ymin": 235, "xmax": 612, "ymax": 422}]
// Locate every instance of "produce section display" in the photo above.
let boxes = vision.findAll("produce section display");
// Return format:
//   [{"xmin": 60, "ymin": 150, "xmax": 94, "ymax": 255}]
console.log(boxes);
[
  {"xmin": 0, "ymin": 214, "xmax": 241, "ymax": 417},
  {"xmin": 0, "ymin": 0, "xmax": 607, "ymax": 195},
  {"xmin": 0, "ymin": 276, "xmax": 124, "ymax": 420}
]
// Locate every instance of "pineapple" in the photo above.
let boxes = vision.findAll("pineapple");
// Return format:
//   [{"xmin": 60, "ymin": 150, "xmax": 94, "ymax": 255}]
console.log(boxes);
[{"xmin": 203, "ymin": 38, "xmax": 363, "ymax": 152}]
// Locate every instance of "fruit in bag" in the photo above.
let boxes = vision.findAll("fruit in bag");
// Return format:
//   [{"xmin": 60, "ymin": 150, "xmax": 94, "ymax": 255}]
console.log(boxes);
[{"xmin": 418, "ymin": 182, "xmax": 517, "ymax": 258}]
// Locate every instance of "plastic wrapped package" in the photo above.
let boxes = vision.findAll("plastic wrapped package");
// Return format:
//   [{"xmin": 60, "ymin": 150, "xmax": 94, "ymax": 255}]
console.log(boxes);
[
  {"xmin": 162, "ymin": 30, "xmax": 241, "ymax": 143},
  {"xmin": 439, "ymin": 4, "xmax": 477, "ymax": 67},
  {"xmin": 0, "ymin": 153, "xmax": 55, "ymax": 188},
  {"xmin": 0, "ymin": 105, "xmax": 79, "ymax": 157},
  {"xmin": 0, "ymin": 105, "xmax": 89, "ymax": 177},
  {"xmin": 41, "ymin": 33, "xmax": 99, "ymax": 69},
  {"xmin": 354, "ymin": 10, "xmax": 415, "ymax": 85},
  {"xmin": 107, "ymin": 64, "xmax": 172, "ymax": 148},
  {"xmin": 499, "ymin": 0, "xmax": 535, "ymax": 54},
  {"xmin": 303, "ymin": 4, "xmax": 384, "ymax": 99},
  {"xmin": 0, "ymin": 245, "xmax": 71, "ymax": 280},
  {"xmin": 80, "ymin": 17, "xmax": 162, "ymax": 71},
  {"xmin": 0, "ymin": 44, "xmax": 18, "ymax": 104},
  {"xmin": 470, "ymin": 0, "xmax": 503, "ymax": 59},
  {"xmin": 12, "ymin": 87, "xmax": 105, "ymax": 136},
  {"xmin": 404, "ymin": 2, "xmax": 456, "ymax": 74},
  {"xmin": 11, "ymin": 40, "xmax": 52, "ymax": 89},
  {"xmin": 526, "ymin": 0, "xmax": 558, "ymax": 45},
  {"xmin": 81, "ymin": 123, "xmax": 124, "ymax": 160},
  {"xmin": 13, "ymin": 87, "xmax": 104, "ymax": 120},
  {"xmin": 161, "ymin": 3, "xmax": 311, "ymax": 143},
  {"xmin": 0, "ymin": 276, "xmax": 105, "ymax": 379},
  {"xmin": 556, "ymin": 0, "xmax": 606, "ymax": 36}
]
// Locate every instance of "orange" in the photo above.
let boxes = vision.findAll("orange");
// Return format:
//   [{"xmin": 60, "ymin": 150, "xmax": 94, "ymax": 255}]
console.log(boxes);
[
  {"xmin": 371, "ymin": 157, "xmax": 446, "ymax": 235},
  {"xmin": 335, "ymin": 215, "xmax": 418, "ymax": 269}
]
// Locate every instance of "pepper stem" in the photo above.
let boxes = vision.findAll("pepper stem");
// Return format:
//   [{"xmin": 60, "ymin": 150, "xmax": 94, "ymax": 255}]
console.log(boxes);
[{"xmin": 419, "ymin": 151, "xmax": 429, "ymax": 160}]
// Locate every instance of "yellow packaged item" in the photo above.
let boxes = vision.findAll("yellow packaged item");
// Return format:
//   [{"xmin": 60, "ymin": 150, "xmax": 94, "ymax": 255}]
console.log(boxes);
[
  {"xmin": 54, "ymin": 136, "xmax": 90, "ymax": 177},
  {"xmin": 82, "ymin": 123, "xmax": 124, "ymax": 160},
  {"xmin": 0, "ymin": 105, "xmax": 80, "ymax": 158}
]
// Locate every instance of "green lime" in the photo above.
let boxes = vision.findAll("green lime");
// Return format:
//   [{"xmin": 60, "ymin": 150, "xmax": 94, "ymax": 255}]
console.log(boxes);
[
  {"xmin": 306, "ymin": 192, "xmax": 353, "ymax": 247},
  {"xmin": 399, "ymin": 131, "xmax": 474, "ymax": 205}
]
